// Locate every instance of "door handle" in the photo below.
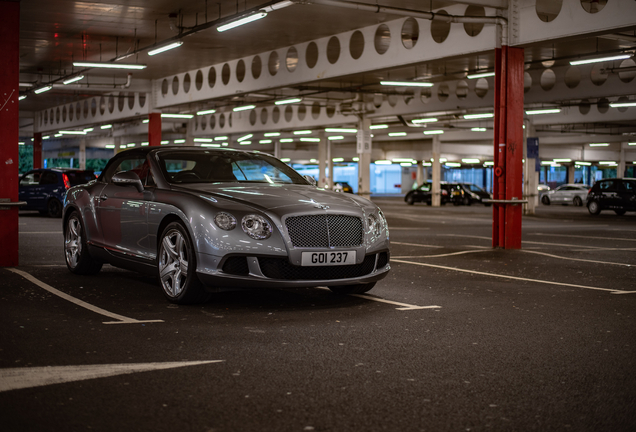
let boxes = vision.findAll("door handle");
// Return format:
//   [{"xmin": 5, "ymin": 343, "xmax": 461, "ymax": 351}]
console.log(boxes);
[{"xmin": 100, "ymin": 195, "xmax": 108, "ymax": 201}]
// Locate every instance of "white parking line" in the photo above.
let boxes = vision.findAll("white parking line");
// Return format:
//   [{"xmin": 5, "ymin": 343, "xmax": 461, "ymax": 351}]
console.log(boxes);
[
  {"xmin": 520, "ymin": 249, "xmax": 633, "ymax": 267},
  {"xmin": 439, "ymin": 234, "xmax": 636, "ymax": 251},
  {"xmin": 529, "ymin": 233, "xmax": 636, "ymax": 242},
  {"xmin": 317, "ymin": 287, "xmax": 440, "ymax": 311},
  {"xmin": 0, "ymin": 361, "xmax": 223, "ymax": 392},
  {"xmin": 392, "ymin": 241, "xmax": 443, "ymax": 248},
  {"xmin": 7, "ymin": 268, "xmax": 164, "ymax": 324},
  {"xmin": 393, "ymin": 250, "xmax": 491, "ymax": 259},
  {"xmin": 19, "ymin": 232, "xmax": 63, "ymax": 234},
  {"xmin": 392, "ymin": 259, "xmax": 631, "ymax": 294}
]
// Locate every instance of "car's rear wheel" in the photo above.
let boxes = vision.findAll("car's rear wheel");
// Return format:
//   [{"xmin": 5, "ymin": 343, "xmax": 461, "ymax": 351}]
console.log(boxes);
[
  {"xmin": 406, "ymin": 194, "xmax": 415, "ymax": 205},
  {"xmin": 588, "ymin": 201, "xmax": 601, "ymax": 215},
  {"xmin": 328, "ymin": 282, "xmax": 376, "ymax": 295},
  {"xmin": 65, "ymin": 212, "xmax": 102, "ymax": 275},
  {"xmin": 614, "ymin": 209, "xmax": 626, "ymax": 216},
  {"xmin": 47, "ymin": 198, "xmax": 62, "ymax": 218},
  {"xmin": 462, "ymin": 197, "xmax": 471, "ymax": 206},
  {"xmin": 158, "ymin": 222, "xmax": 210, "ymax": 304},
  {"xmin": 541, "ymin": 196, "xmax": 550, "ymax": 205},
  {"xmin": 573, "ymin": 196, "xmax": 583, "ymax": 206}
]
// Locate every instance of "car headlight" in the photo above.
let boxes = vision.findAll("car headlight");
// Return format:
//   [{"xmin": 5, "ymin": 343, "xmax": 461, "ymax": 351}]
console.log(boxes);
[
  {"xmin": 242, "ymin": 214, "xmax": 272, "ymax": 240},
  {"xmin": 368, "ymin": 213, "xmax": 382, "ymax": 237},
  {"xmin": 214, "ymin": 212, "xmax": 236, "ymax": 231}
]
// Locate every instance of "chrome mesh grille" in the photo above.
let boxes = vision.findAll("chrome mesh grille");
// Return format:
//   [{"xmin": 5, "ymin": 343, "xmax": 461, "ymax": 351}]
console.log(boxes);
[{"xmin": 285, "ymin": 215, "xmax": 363, "ymax": 248}]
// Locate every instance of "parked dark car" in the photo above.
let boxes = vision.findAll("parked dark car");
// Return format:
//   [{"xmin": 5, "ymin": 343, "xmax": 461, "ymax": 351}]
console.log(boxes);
[
  {"xmin": 587, "ymin": 178, "xmax": 636, "ymax": 215},
  {"xmin": 19, "ymin": 168, "xmax": 97, "ymax": 217},
  {"xmin": 404, "ymin": 181, "xmax": 452, "ymax": 205},
  {"xmin": 63, "ymin": 147, "xmax": 390, "ymax": 304},
  {"xmin": 451, "ymin": 183, "xmax": 492, "ymax": 206},
  {"xmin": 333, "ymin": 181, "xmax": 354, "ymax": 193}
]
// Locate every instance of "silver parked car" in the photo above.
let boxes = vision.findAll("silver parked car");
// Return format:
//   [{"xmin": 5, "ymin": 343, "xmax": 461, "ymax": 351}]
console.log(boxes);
[
  {"xmin": 540, "ymin": 184, "xmax": 589, "ymax": 206},
  {"xmin": 63, "ymin": 147, "xmax": 390, "ymax": 304}
]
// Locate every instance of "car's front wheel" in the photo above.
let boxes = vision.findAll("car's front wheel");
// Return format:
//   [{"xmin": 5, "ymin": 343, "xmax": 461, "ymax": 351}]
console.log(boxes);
[
  {"xmin": 47, "ymin": 198, "xmax": 62, "ymax": 218},
  {"xmin": 541, "ymin": 196, "xmax": 550, "ymax": 205},
  {"xmin": 158, "ymin": 222, "xmax": 210, "ymax": 304},
  {"xmin": 328, "ymin": 282, "xmax": 376, "ymax": 295},
  {"xmin": 573, "ymin": 196, "xmax": 583, "ymax": 206},
  {"xmin": 588, "ymin": 201, "xmax": 601, "ymax": 215},
  {"xmin": 65, "ymin": 212, "xmax": 102, "ymax": 275},
  {"xmin": 406, "ymin": 194, "xmax": 415, "ymax": 205}
]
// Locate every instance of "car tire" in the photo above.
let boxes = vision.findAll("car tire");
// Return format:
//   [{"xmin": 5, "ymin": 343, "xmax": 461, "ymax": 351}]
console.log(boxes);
[
  {"xmin": 65, "ymin": 211, "xmax": 103, "ymax": 275},
  {"xmin": 158, "ymin": 222, "xmax": 210, "ymax": 305},
  {"xmin": 47, "ymin": 198, "xmax": 62, "ymax": 218},
  {"xmin": 614, "ymin": 209, "xmax": 626, "ymax": 216},
  {"xmin": 463, "ymin": 197, "xmax": 471, "ymax": 206},
  {"xmin": 328, "ymin": 282, "xmax": 376, "ymax": 295},
  {"xmin": 406, "ymin": 195, "xmax": 415, "ymax": 205},
  {"xmin": 541, "ymin": 196, "xmax": 550, "ymax": 205},
  {"xmin": 573, "ymin": 196, "xmax": 583, "ymax": 206},
  {"xmin": 588, "ymin": 201, "xmax": 601, "ymax": 215}
]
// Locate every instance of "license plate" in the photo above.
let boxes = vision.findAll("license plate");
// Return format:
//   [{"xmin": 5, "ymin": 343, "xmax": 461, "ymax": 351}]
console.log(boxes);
[{"xmin": 301, "ymin": 251, "xmax": 356, "ymax": 266}]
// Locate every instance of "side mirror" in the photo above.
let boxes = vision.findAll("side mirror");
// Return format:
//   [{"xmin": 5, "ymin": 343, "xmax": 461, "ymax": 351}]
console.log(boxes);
[
  {"xmin": 112, "ymin": 171, "xmax": 144, "ymax": 193},
  {"xmin": 303, "ymin": 175, "xmax": 317, "ymax": 186}
]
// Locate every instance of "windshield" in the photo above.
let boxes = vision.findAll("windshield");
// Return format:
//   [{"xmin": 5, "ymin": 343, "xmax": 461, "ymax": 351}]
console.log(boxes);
[{"xmin": 157, "ymin": 150, "xmax": 309, "ymax": 185}]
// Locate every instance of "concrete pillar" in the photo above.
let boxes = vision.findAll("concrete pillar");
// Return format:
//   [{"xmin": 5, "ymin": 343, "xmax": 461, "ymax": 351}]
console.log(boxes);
[
  {"xmin": 431, "ymin": 136, "xmax": 441, "ymax": 207},
  {"xmin": 274, "ymin": 140, "xmax": 281, "ymax": 159},
  {"xmin": 114, "ymin": 137, "xmax": 122, "ymax": 154},
  {"xmin": 618, "ymin": 143, "xmax": 627, "ymax": 178},
  {"xmin": 185, "ymin": 120, "xmax": 194, "ymax": 147},
  {"xmin": 148, "ymin": 113, "xmax": 161, "ymax": 146},
  {"xmin": 318, "ymin": 131, "xmax": 327, "ymax": 188},
  {"xmin": 0, "ymin": 0, "xmax": 20, "ymax": 266},
  {"xmin": 326, "ymin": 134, "xmax": 332, "ymax": 190},
  {"xmin": 416, "ymin": 161, "xmax": 425, "ymax": 187},
  {"xmin": 79, "ymin": 139, "xmax": 86, "ymax": 170},
  {"xmin": 567, "ymin": 164, "xmax": 575, "ymax": 184},
  {"xmin": 33, "ymin": 132, "xmax": 42, "ymax": 169},
  {"xmin": 356, "ymin": 117, "xmax": 372, "ymax": 199}
]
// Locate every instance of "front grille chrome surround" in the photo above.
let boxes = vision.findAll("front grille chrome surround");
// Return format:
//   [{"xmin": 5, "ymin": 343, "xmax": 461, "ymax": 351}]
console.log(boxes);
[{"xmin": 285, "ymin": 214, "xmax": 363, "ymax": 248}]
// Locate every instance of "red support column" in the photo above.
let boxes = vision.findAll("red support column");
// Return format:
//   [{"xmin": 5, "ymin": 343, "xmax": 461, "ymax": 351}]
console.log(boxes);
[
  {"xmin": 33, "ymin": 132, "xmax": 42, "ymax": 168},
  {"xmin": 0, "ymin": 0, "xmax": 20, "ymax": 266},
  {"xmin": 492, "ymin": 46, "xmax": 525, "ymax": 249},
  {"xmin": 148, "ymin": 112, "xmax": 162, "ymax": 146}
]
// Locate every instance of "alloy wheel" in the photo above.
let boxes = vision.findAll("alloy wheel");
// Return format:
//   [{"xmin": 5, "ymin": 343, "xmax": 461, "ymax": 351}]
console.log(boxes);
[
  {"xmin": 65, "ymin": 216, "xmax": 82, "ymax": 269},
  {"xmin": 159, "ymin": 229, "xmax": 190, "ymax": 297}
]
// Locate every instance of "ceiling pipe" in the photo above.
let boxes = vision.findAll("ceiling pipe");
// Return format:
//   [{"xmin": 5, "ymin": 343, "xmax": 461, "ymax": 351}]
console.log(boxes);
[{"xmin": 305, "ymin": 0, "xmax": 508, "ymax": 44}]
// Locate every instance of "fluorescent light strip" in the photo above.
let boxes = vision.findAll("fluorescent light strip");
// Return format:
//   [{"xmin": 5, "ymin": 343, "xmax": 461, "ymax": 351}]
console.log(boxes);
[
  {"xmin": 240, "ymin": 141, "xmax": 252, "ymax": 145},
  {"xmin": 280, "ymin": 138, "xmax": 294, "ymax": 143},
  {"xmin": 328, "ymin": 136, "xmax": 344, "ymax": 140},
  {"xmin": 411, "ymin": 118, "xmax": 438, "ymax": 123},
  {"xmin": 388, "ymin": 132, "xmax": 407, "ymax": 137},
  {"xmin": 105, "ymin": 145, "xmax": 115, "ymax": 149},
  {"xmin": 293, "ymin": 130, "xmax": 312, "ymax": 135},
  {"xmin": 19, "ymin": 95, "xmax": 27, "ymax": 101},
  {"xmin": 445, "ymin": 162, "xmax": 462, "ymax": 167},
  {"xmin": 127, "ymin": 143, "xmax": 136, "ymax": 147},
  {"xmin": 197, "ymin": 109, "xmax": 216, "ymax": 115},
  {"xmin": 233, "ymin": 105, "xmax": 256, "ymax": 112},
  {"xmin": 215, "ymin": 136, "xmax": 228, "ymax": 141},
  {"xmin": 59, "ymin": 130, "xmax": 86, "ymax": 135},
  {"xmin": 526, "ymin": 108, "xmax": 561, "ymax": 115},
  {"xmin": 101, "ymin": 124, "xmax": 112, "ymax": 129},
  {"xmin": 141, "ymin": 142, "xmax": 149, "ymax": 146},
  {"xmin": 300, "ymin": 137, "xmax": 320, "ymax": 142},
  {"xmin": 553, "ymin": 158, "xmax": 572, "ymax": 163},
  {"xmin": 259, "ymin": 139, "xmax": 272, "ymax": 144},
  {"xmin": 484, "ymin": 161, "xmax": 494, "ymax": 166},
  {"xmin": 462, "ymin": 159, "xmax": 480, "ymax": 164},
  {"xmin": 629, "ymin": 142, "xmax": 636, "ymax": 146},
  {"xmin": 200, "ymin": 143, "xmax": 221, "ymax": 148},
  {"xmin": 73, "ymin": 61, "xmax": 147, "ymax": 70},
  {"xmin": 160, "ymin": 141, "xmax": 170, "ymax": 145},
  {"xmin": 463, "ymin": 113, "xmax": 494, "ymax": 119},
  {"xmin": 217, "ymin": 11, "xmax": 267, "ymax": 32},
  {"xmin": 148, "ymin": 41, "xmax": 183, "ymax": 56},
  {"xmin": 380, "ymin": 81, "xmax": 433, "ymax": 87},
  {"xmin": 280, "ymin": 158, "xmax": 291, "ymax": 162},
  {"xmin": 423, "ymin": 130, "xmax": 444, "ymax": 135},
  {"xmin": 238, "ymin": 134, "xmax": 253, "ymax": 142},
  {"xmin": 374, "ymin": 160, "xmax": 392, "ymax": 165},
  {"xmin": 194, "ymin": 138, "xmax": 213, "ymax": 142},
  {"xmin": 570, "ymin": 54, "xmax": 631, "ymax": 66},
  {"xmin": 275, "ymin": 97, "xmax": 302, "ymax": 105},
  {"xmin": 575, "ymin": 161, "xmax": 591, "ymax": 166},
  {"xmin": 599, "ymin": 161, "xmax": 617, "ymax": 165},
  {"xmin": 609, "ymin": 102, "xmax": 636, "ymax": 108},
  {"xmin": 325, "ymin": 128, "xmax": 357, "ymax": 133},
  {"xmin": 174, "ymin": 139, "xmax": 186, "ymax": 144},
  {"xmin": 34, "ymin": 86, "xmax": 53, "ymax": 94},
  {"xmin": 467, "ymin": 71, "xmax": 495, "ymax": 79},
  {"xmin": 42, "ymin": 136, "xmax": 50, "ymax": 140},
  {"xmin": 83, "ymin": 128, "xmax": 94, "ymax": 133},
  {"xmin": 589, "ymin": 143, "xmax": 609, "ymax": 147},
  {"xmin": 471, "ymin": 127, "xmax": 487, "ymax": 132},
  {"xmin": 161, "ymin": 113, "xmax": 194, "ymax": 119},
  {"xmin": 332, "ymin": 158, "xmax": 344, "ymax": 162},
  {"xmin": 370, "ymin": 124, "xmax": 388, "ymax": 130},
  {"xmin": 63, "ymin": 75, "xmax": 84, "ymax": 85},
  {"xmin": 264, "ymin": 132, "xmax": 280, "ymax": 137}
]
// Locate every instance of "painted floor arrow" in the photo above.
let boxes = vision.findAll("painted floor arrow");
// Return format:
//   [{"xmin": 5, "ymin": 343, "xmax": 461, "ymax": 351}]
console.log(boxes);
[{"xmin": 0, "ymin": 360, "xmax": 224, "ymax": 392}]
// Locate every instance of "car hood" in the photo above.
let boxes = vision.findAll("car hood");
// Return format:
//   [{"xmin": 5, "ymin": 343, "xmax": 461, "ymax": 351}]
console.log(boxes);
[{"xmin": 172, "ymin": 183, "xmax": 374, "ymax": 214}]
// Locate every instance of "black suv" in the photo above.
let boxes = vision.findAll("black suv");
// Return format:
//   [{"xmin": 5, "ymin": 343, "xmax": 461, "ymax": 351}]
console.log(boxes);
[
  {"xmin": 405, "ymin": 181, "xmax": 452, "ymax": 205},
  {"xmin": 450, "ymin": 183, "xmax": 493, "ymax": 206},
  {"xmin": 586, "ymin": 178, "xmax": 636, "ymax": 215}
]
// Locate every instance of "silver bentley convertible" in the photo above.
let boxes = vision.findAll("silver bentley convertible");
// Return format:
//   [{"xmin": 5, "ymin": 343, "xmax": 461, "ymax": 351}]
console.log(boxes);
[{"xmin": 63, "ymin": 147, "xmax": 390, "ymax": 304}]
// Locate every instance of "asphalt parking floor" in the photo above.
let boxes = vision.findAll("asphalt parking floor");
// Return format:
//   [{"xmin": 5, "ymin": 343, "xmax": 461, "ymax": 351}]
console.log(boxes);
[{"xmin": 1, "ymin": 200, "xmax": 635, "ymax": 431}]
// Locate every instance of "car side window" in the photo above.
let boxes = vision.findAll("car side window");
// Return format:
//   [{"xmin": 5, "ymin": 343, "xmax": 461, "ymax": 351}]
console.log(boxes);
[
  {"xmin": 106, "ymin": 157, "xmax": 148, "ymax": 183},
  {"xmin": 39, "ymin": 172, "xmax": 58, "ymax": 185},
  {"xmin": 598, "ymin": 181, "xmax": 617, "ymax": 192},
  {"xmin": 621, "ymin": 181, "xmax": 635, "ymax": 192},
  {"xmin": 20, "ymin": 172, "xmax": 40, "ymax": 186}
]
